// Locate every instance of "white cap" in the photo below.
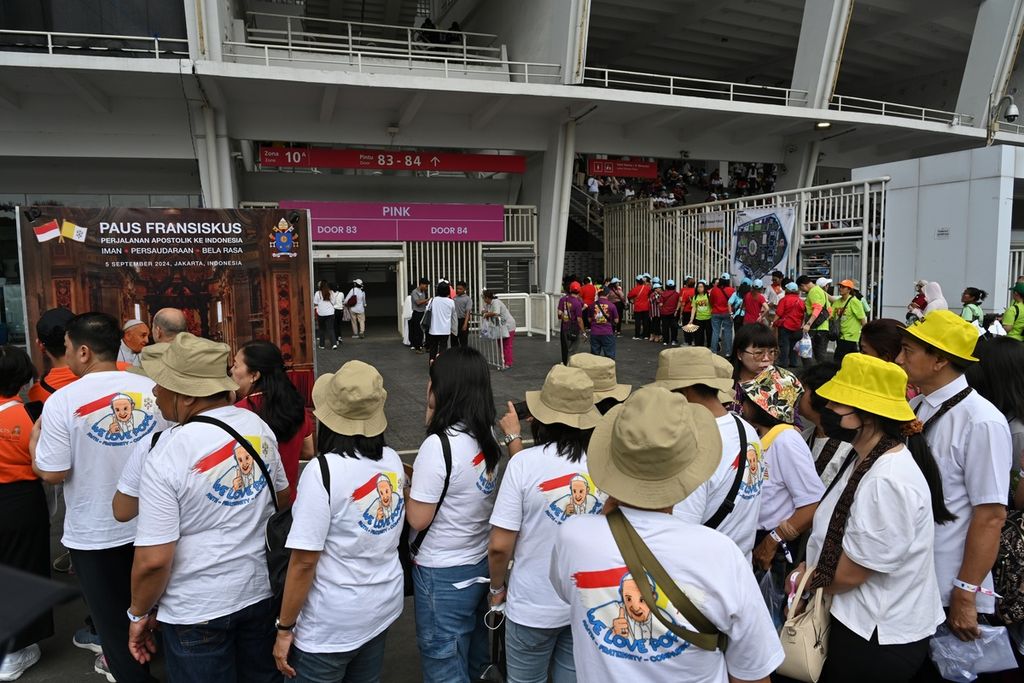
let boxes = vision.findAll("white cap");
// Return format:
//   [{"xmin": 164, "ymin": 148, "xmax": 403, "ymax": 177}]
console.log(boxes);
[
  {"xmin": 122, "ymin": 319, "xmax": 145, "ymax": 332},
  {"xmin": 354, "ymin": 278, "xmax": 364, "ymax": 286},
  {"xmin": 816, "ymin": 277, "xmax": 832, "ymax": 288}
]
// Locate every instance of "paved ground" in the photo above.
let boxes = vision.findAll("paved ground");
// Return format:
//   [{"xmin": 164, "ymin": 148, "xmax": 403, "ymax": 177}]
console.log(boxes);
[{"xmin": 19, "ymin": 329, "xmax": 680, "ymax": 682}]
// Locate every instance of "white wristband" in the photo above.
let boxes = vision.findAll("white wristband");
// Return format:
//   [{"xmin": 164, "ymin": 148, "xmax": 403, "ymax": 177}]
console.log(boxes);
[
  {"xmin": 126, "ymin": 609, "xmax": 149, "ymax": 623},
  {"xmin": 953, "ymin": 578, "xmax": 1001, "ymax": 598}
]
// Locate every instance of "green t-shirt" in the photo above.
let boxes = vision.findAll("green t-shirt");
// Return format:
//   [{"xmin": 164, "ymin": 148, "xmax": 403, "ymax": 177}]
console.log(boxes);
[
  {"xmin": 961, "ymin": 303, "xmax": 983, "ymax": 324},
  {"xmin": 693, "ymin": 294, "xmax": 712, "ymax": 321},
  {"xmin": 1003, "ymin": 302, "xmax": 1024, "ymax": 341},
  {"xmin": 834, "ymin": 295, "xmax": 867, "ymax": 342},
  {"xmin": 805, "ymin": 285, "xmax": 831, "ymax": 331}
]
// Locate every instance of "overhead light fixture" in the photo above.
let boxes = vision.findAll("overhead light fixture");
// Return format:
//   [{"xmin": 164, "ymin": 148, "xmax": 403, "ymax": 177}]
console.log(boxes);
[{"xmin": 814, "ymin": 121, "xmax": 832, "ymax": 130}]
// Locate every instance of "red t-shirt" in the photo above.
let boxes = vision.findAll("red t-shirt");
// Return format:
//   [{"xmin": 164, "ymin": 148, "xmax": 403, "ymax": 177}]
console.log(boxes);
[
  {"xmin": 709, "ymin": 286, "xmax": 734, "ymax": 315},
  {"xmin": 660, "ymin": 290, "xmax": 680, "ymax": 316},
  {"xmin": 28, "ymin": 365, "xmax": 79, "ymax": 403},
  {"xmin": 580, "ymin": 283, "xmax": 597, "ymax": 307},
  {"xmin": 680, "ymin": 287, "xmax": 695, "ymax": 312},
  {"xmin": 743, "ymin": 292, "xmax": 766, "ymax": 324},
  {"xmin": 235, "ymin": 394, "xmax": 313, "ymax": 502},
  {"xmin": 0, "ymin": 397, "xmax": 35, "ymax": 484},
  {"xmin": 628, "ymin": 284, "xmax": 651, "ymax": 312},
  {"xmin": 775, "ymin": 293, "xmax": 805, "ymax": 331}
]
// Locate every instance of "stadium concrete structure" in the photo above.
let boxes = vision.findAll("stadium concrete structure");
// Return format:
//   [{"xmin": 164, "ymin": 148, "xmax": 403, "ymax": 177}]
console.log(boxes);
[{"xmin": 4, "ymin": 0, "xmax": 1024, "ymax": 333}]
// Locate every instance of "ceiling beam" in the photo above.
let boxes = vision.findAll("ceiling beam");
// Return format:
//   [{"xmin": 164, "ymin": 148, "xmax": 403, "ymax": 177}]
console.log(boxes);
[
  {"xmin": 319, "ymin": 85, "xmax": 338, "ymax": 123},
  {"xmin": 397, "ymin": 91, "xmax": 427, "ymax": 128},
  {"xmin": 56, "ymin": 72, "xmax": 109, "ymax": 114},
  {"xmin": 593, "ymin": 1, "xmax": 715, "ymax": 65},
  {"xmin": 470, "ymin": 95, "xmax": 510, "ymax": 130}
]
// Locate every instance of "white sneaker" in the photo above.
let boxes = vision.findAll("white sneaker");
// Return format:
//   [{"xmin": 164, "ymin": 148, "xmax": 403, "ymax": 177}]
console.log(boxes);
[
  {"xmin": 0, "ymin": 644, "xmax": 41, "ymax": 681},
  {"xmin": 332, "ymin": 344, "xmax": 338, "ymax": 349},
  {"xmin": 94, "ymin": 654, "xmax": 115, "ymax": 682}
]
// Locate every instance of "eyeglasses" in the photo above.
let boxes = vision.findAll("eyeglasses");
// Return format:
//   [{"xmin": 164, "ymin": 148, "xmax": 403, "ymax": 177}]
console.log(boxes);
[{"xmin": 741, "ymin": 348, "xmax": 777, "ymax": 360}]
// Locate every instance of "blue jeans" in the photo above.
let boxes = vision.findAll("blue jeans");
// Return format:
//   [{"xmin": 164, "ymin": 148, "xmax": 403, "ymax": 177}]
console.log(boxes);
[
  {"xmin": 778, "ymin": 327, "xmax": 800, "ymax": 368},
  {"xmin": 413, "ymin": 557, "xmax": 489, "ymax": 683},
  {"xmin": 589, "ymin": 333, "xmax": 616, "ymax": 359},
  {"xmin": 290, "ymin": 630, "xmax": 388, "ymax": 683},
  {"xmin": 161, "ymin": 597, "xmax": 279, "ymax": 683},
  {"xmin": 504, "ymin": 620, "xmax": 575, "ymax": 683},
  {"xmin": 710, "ymin": 313, "xmax": 734, "ymax": 356}
]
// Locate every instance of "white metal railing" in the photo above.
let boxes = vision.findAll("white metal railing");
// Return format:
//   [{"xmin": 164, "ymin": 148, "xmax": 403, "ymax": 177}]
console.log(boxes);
[
  {"xmin": 994, "ymin": 120, "xmax": 1024, "ymax": 136},
  {"xmin": 829, "ymin": 94, "xmax": 974, "ymax": 126},
  {"xmin": 500, "ymin": 206, "xmax": 538, "ymax": 244},
  {"xmin": 604, "ymin": 178, "xmax": 890, "ymax": 320},
  {"xmin": 468, "ymin": 313, "xmax": 507, "ymax": 370},
  {"xmin": 0, "ymin": 29, "xmax": 188, "ymax": 58},
  {"xmin": 245, "ymin": 12, "xmax": 500, "ymax": 64},
  {"xmin": 492, "ymin": 293, "xmax": 551, "ymax": 342},
  {"xmin": 582, "ymin": 66, "xmax": 809, "ymax": 106},
  {"xmin": 1009, "ymin": 248, "xmax": 1024, "ymax": 308},
  {"xmin": 223, "ymin": 40, "xmax": 561, "ymax": 81}
]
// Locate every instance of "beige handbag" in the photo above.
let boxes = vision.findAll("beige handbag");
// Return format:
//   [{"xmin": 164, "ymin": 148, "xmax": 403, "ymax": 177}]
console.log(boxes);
[{"xmin": 776, "ymin": 567, "xmax": 831, "ymax": 683}]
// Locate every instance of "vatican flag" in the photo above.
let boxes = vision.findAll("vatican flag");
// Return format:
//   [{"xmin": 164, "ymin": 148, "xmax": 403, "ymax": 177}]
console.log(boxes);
[{"xmin": 60, "ymin": 220, "xmax": 88, "ymax": 242}]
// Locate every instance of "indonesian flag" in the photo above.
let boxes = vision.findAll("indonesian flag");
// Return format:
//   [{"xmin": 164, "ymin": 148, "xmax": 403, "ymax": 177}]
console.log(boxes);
[
  {"xmin": 33, "ymin": 220, "xmax": 60, "ymax": 242},
  {"xmin": 61, "ymin": 220, "xmax": 88, "ymax": 242}
]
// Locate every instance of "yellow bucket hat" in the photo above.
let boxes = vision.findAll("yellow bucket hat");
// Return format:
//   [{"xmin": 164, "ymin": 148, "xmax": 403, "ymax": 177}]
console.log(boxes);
[
  {"xmin": 902, "ymin": 309, "xmax": 979, "ymax": 362},
  {"xmin": 816, "ymin": 353, "xmax": 916, "ymax": 422}
]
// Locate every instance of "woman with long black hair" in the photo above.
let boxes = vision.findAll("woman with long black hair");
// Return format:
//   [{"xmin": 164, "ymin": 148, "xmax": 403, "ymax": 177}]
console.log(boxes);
[
  {"xmin": 313, "ymin": 280, "xmax": 337, "ymax": 350},
  {"xmin": 790, "ymin": 353, "xmax": 954, "ymax": 682},
  {"xmin": 407, "ymin": 346, "xmax": 501, "ymax": 682},
  {"xmin": 231, "ymin": 340, "xmax": 314, "ymax": 500}
]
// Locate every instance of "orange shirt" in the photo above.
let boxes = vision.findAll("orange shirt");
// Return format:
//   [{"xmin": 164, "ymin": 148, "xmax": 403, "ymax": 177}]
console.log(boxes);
[
  {"xmin": 28, "ymin": 365, "xmax": 79, "ymax": 403},
  {"xmin": 0, "ymin": 397, "xmax": 35, "ymax": 483}
]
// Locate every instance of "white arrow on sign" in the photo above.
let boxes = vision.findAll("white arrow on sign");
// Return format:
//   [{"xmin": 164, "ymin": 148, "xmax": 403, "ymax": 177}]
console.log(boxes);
[{"xmin": 430, "ymin": 156, "xmax": 440, "ymax": 166}]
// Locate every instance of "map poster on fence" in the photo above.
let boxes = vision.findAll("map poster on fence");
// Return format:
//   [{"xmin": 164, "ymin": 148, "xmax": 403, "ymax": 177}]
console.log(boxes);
[
  {"xmin": 731, "ymin": 206, "xmax": 795, "ymax": 281},
  {"xmin": 16, "ymin": 207, "xmax": 315, "ymax": 372}
]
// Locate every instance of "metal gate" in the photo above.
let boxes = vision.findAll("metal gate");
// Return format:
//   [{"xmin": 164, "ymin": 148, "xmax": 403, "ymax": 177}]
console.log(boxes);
[{"xmin": 604, "ymin": 178, "xmax": 888, "ymax": 318}]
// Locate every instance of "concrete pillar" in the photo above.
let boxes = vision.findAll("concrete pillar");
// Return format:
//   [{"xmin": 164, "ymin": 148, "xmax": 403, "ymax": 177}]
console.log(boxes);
[
  {"xmin": 215, "ymin": 111, "xmax": 237, "ymax": 207},
  {"xmin": 564, "ymin": 0, "xmax": 592, "ymax": 84},
  {"xmin": 789, "ymin": 0, "xmax": 854, "ymax": 109},
  {"xmin": 183, "ymin": 0, "xmax": 203, "ymax": 59},
  {"xmin": 200, "ymin": 106, "xmax": 220, "ymax": 207},
  {"xmin": 775, "ymin": 140, "xmax": 821, "ymax": 192},
  {"xmin": 539, "ymin": 120, "xmax": 575, "ymax": 292},
  {"xmin": 955, "ymin": 0, "xmax": 1024, "ymax": 127}
]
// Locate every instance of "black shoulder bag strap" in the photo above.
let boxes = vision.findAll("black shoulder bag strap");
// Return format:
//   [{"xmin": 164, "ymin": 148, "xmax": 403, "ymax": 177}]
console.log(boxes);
[
  {"xmin": 917, "ymin": 387, "xmax": 973, "ymax": 433},
  {"xmin": 608, "ymin": 509, "xmax": 727, "ymax": 652},
  {"xmin": 409, "ymin": 431, "xmax": 453, "ymax": 557},
  {"xmin": 704, "ymin": 415, "xmax": 748, "ymax": 530},
  {"xmin": 39, "ymin": 376, "xmax": 57, "ymax": 395},
  {"xmin": 188, "ymin": 414, "xmax": 278, "ymax": 513}
]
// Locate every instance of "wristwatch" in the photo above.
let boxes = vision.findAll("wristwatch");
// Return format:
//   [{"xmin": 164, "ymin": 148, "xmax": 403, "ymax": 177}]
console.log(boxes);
[
  {"xmin": 275, "ymin": 618, "xmax": 296, "ymax": 632},
  {"xmin": 501, "ymin": 433, "xmax": 521, "ymax": 446}
]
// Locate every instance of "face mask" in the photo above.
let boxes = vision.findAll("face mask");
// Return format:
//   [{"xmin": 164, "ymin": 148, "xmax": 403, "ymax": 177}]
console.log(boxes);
[{"xmin": 819, "ymin": 406, "xmax": 859, "ymax": 442}]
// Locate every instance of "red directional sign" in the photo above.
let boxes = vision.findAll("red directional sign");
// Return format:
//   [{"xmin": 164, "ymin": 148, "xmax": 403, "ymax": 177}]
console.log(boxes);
[
  {"xmin": 260, "ymin": 146, "xmax": 526, "ymax": 174},
  {"xmin": 587, "ymin": 158, "xmax": 658, "ymax": 179}
]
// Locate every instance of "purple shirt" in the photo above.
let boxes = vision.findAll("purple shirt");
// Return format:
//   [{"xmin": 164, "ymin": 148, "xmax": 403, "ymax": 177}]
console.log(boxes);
[
  {"xmin": 588, "ymin": 298, "xmax": 619, "ymax": 336},
  {"xmin": 558, "ymin": 295, "xmax": 583, "ymax": 332}
]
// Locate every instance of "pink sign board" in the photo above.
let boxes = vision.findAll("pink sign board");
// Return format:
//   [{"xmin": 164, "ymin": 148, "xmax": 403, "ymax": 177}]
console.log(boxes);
[{"xmin": 280, "ymin": 201, "xmax": 505, "ymax": 242}]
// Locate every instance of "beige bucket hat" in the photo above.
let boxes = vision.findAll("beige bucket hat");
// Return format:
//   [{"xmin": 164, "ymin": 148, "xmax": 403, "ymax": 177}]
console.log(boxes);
[
  {"xmin": 312, "ymin": 360, "xmax": 388, "ymax": 437},
  {"xmin": 141, "ymin": 333, "xmax": 238, "ymax": 396},
  {"xmin": 525, "ymin": 365, "xmax": 602, "ymax": 430},
  {"xmin": 568, "ymin": 353, "xmax": 631, "ymax": 403},
  {"xmin": 711, "ymin": 353, "xmax": 737, "ymax": 405},
  {"xmin": 126, "ymin": 342, "xmax": 169, "ymax": 377},
  {"xmin": 588, "ymin": 386, "xmax": 721, "ymax": 508},
  {"xmin": 651, "ymin": 346, "xmax": 733, "ymax": 395}
]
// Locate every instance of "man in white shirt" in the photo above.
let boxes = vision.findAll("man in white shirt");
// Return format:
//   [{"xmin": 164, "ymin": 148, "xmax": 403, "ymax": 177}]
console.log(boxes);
[
  {"xmin": 654, "ymin": 347, "xmax": 765, "ymax": 558},
  {"xmin": 126, "ymin": 333, "xmax": 289, "ymax": 682},
  {"xmin": 897, "ymin": 310, "xmax": 1010, "ymax": 648},
  {"xmin": 550, "ymin": 387, "xmax": 783, "ymax": 682},
  {"xmin": 33, "ymin": 312, "xmax": 168, "ymax": 683}
]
